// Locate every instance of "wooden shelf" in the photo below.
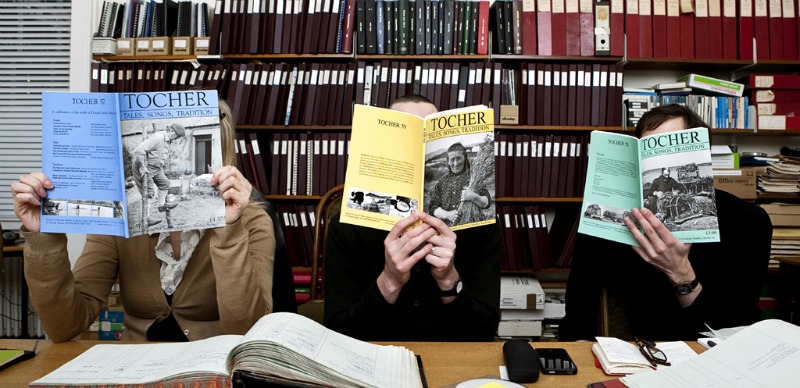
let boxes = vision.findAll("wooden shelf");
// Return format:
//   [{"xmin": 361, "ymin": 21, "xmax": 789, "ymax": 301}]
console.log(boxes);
[
  {"xmin": 223, "ymin": 53, "xmax": 354, "ymax": 60},
  {"xmin": 93, "ymin": 54, "xmax": 203, "ymax": 61},
  {"xmin": 357, "ymin": 54, "xmax": 490, "ymax": 60},
  {"xmin": 490, "ymin": 54, "xmax": 622, "ymax": 63},
  {"xmin": 756, "ymin": 193, "xmax": 800, "ymax": 202}
]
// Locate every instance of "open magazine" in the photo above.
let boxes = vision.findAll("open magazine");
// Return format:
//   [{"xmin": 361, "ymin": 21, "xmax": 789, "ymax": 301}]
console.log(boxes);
[
  {"xmin": 578, "ymin": 127, "xmax": 720, "ymax": 245},
  {"xmin": 341, "ymin": 104, "xmax": 496, "ymax": 231},
  {"xmin": 40, "ymin": 90, "xmax": 225, "ymax": 238}
]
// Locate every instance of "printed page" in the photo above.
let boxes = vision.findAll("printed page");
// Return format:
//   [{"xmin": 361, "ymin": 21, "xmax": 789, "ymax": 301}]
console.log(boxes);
[
  {"xmin": 638, "ymin": 127, "xmax": 720, "ymax": 243},
  {"xmin": 30, "ymin": 336, "xmax": 241, "ymax": 386},
  {"xmin": 119, "ymin": 90, "xmax": 225, "ymax": 237},
  {"xmin": 577, "ymin": 131, "xmax": 642, "ymax": 245},
  {"xmin": 340, "ymin": 104, "xmax": 426, "ymax": 231},
  {"xmin": 41, "ymin": 92, "xmax": 128, "ymax": 236},
  {"xmin": 421, "ymin": 105, "xmax": 495, "ymax": 231},
  {"xmin": 623, "ymin": 319, "xmax": 800, "ymax": 388}
]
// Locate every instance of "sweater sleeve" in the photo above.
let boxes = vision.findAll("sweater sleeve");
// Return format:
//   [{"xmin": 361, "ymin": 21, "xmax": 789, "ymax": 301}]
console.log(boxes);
[
  {"xmin": 22, "ymin": 230, "xmax": 118, "ymax": 342},
  {"xmin": 209, "ymin": 207, "xmax": 276, "ymax": 334}
]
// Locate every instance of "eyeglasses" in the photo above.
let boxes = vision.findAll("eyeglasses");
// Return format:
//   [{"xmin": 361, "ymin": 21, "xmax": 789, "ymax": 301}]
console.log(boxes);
[{"xmin": 635, "ymin": 337, "xmax": 671, "ymax": 367}]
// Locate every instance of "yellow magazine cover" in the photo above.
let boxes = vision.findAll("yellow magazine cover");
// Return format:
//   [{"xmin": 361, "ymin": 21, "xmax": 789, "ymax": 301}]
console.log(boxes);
[{"xmin": 341, "ymin": 104, "xmax": 496, "ymax": 231}]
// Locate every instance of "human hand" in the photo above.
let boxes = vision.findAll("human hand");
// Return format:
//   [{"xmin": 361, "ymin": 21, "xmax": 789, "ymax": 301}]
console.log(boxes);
[
  {"xmin": 418, "ymin": 212, "xmax": 459, "ymax": 285},
  {"xmin": 380, "ymin": 213, "xmax": 437, "ymax": 292},
  {"xmin": 211, "ymin": 166, "xmax": 252, "ymax": 224},
  {"xmin": 624, "ymin": 207, "xmax": 695, "ymax": 284},
  {"xmin": 461, "ymin": 186, "xmax": 479, "ymax": 202},
  {"xmin": 10, "ymin": 172, "xmax": 54, "ymax": 232},
  {"xmin": 433, "ymin": 207, "xmax": 459, "ymax": 224}
]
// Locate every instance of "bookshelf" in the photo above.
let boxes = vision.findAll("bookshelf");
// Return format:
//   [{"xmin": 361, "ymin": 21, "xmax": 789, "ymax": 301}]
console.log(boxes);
[{"xmin": 88, "ymin": 0, "xmax": 800, "ymax": 296}]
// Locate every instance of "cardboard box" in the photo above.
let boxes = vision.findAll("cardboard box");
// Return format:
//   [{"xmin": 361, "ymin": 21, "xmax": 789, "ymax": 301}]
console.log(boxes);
[
  {"xmin": 760, "ymin": 203, "xmax": 800, "ymax": 227},
  {"xmin": 115, "ymin": 38, "xmax": 134, "ymax": 56},
  {"xmin": 91, "ymin": 37, "xmax": 116, "ymax": 55},
  {"xmin": 500, "ymin": 276, "xmax": 544, "ymax": 310},
  {"xmin": 136, "ymin": 37, "xmax": 171, "ymax": 55},
  {"xmin": 497, "ymin": 320, "xmax": 543, "ymax": 337},
  {"xmin": 194, "ymin": 36, "xmax": 210, "ymax": 55},
  {"xmin": 172, "ymin": 36, "xmax": 193, "ymax": 55},
  {"xmin": 713, "ymin": 168, "xmax": 757, "ymax": 199}
]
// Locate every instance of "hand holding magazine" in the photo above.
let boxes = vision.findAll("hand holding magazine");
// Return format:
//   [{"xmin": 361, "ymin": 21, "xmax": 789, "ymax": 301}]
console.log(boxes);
[
  {"xmin": 341, "ymin": 104, "xmax": 496, "ymax": 231},
  {"xmin": 578, "ymin": 127, "xmax": 720, "ymax": 245}
]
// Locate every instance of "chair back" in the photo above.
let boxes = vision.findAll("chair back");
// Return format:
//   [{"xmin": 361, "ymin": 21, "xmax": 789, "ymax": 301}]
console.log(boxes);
[
  {"xmin": 599, "ymin": 286, "xmax": 633, "ymax": 341},
  {"xmin": 310, "ymin": 184, "xmax": 344, "ymax": 300},
  {"xmin": 252, "ymin": 192, "xmax": 297, "ymax": 313}
]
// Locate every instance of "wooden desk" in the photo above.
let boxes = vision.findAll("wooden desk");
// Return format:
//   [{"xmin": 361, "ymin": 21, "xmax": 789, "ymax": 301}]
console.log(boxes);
[
  {"xmin": 0, "ymin": 339, "xmax": 706, "ymax": 388},
  {"xmin": 2, "ymin": 243, "xmax": 24, "ymax": 255}
]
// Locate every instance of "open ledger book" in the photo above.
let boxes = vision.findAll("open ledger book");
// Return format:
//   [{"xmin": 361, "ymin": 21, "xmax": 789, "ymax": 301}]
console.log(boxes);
[
  {"xmin": 40, "ymin": 90, "xmax": 225, "ymax": 237},
  {"xmin": 30, "ymin": 312, "xmax": 423, "ymax": 388},
  {"xmin": 591, "ymin": 337, "xmax": 697, "ymax": 375},
  {"xmin": 341, "ymin": 104, "xmax": 496, "ymax": 231},
  {"xmin": 578, "ymin": 127, "xmax": 720, "ymax": 245}
]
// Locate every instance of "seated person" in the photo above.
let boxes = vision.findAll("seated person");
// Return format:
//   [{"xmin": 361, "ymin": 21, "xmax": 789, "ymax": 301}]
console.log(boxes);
[
  {"xmin": 11, "ymin": 100, "xmax": 276, "ymax": 342},
  {"xmin": 323, "ymin": 94, "xmax": 501, "ymax": 341},
  {"xmin": 559, "ymin": 104, "xmax": 772, "ymax": 341}
]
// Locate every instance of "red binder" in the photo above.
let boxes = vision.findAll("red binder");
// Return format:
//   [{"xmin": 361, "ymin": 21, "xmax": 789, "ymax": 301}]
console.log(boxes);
[
  {"xmin": 551, "ymin": 0, "xmax": 567, "ymax": 55},
  {"xmin": 610, "ymin": 0, "xmax": 625, "ymax": 56},
  {"xmin": 537, "ymin": 0, "xmax": 553, "ymax": 55},
  {"xmin": 782, "ymin": 0, "xmax": 797, "ymax": 60},
  {"xmin": 579, "ymin": 0, "xmax": 594, "ymax": 56},
  {"xmin": 721, "ymin": 0, "xmax": 738, "ymax": 59},
  {"xmin": 522, "ymin": 0, "xmax": 538, "ymax": 55},
  {"xmin": 678, "ymin": 0, "xmax": 694, "ymax": 58},
  {"xmin": 625, "ymin": 0, "xmax": 640, "ymax": 58},
  {"xmin": 707, "ymin": 0, "xmax": 723, "ymax": 59},
  {"xmin": 768, "ymin": 0, "xmax": 783, "ymax": 60},
  {"xmin": 739, "ymin": 0, "xmax": 754, "ymax": 59},
  {"xmin": 694, "ymin": 0, "xmax": 710, "ymax": 59},
  {"xmin": 753, "ymin": 0, "xmax": 770, "ymax": 60},
  {"xmin": 565, "ymin": 0, "xmax": 581, "ymax": 56},
  {"xmin": 477, "ymin": 0, "xmax": 490, "ymax": 54},
  {"xmin": 638, "ymin": 0, "xmax": 653, "ymax": 57},
  {"xmin": 652, "ymin": 0, "xmax": 667, "ymax": 58},
  {"xmin": 665, "ymin": 0, "xmax": 680, "ymax": 57}
]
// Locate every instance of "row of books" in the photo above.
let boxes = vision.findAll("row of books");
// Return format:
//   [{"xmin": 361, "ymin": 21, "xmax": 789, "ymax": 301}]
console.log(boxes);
[
  {"xmin": 517, "ymin": 63, "xmax": 624, "ymax": 126},
  {"xmin": 623, "ymin": 92, "xmax": 752, "ymax": 129},
  {"xmin": 291, "ymin": 268, "xmax": 323, "ymax": 304},
  {"xmin": 208, "ymin": 0, "xmax": 355, "ymax": 54},
  {"xmin": 97, "ymin": 0, "xmax": 210, "ymax": 39},
  {"xmin": 496, "ymin": 133, "xmax": 590, "ymax": 198},
  {"xmin": 237, "ymin": 131, "xmax": 351, "ymax": 197},
  {"xmin": 276, "ymin": 204, "xmax": 318, "ymax": 268},
  {"xmin": 496, "ymin": 206, "xmax": 579, "ymax": 271},
  {"xmin": 605, "ymin": 0, "xmax": 800, "ymax": 60},
  {"xmin": 491, "ymin": 0, "xmax": 597, "ymax": 56},
  {"xmin": 359, "ymin": 0, "xmax": 490, "ymax": 55}
]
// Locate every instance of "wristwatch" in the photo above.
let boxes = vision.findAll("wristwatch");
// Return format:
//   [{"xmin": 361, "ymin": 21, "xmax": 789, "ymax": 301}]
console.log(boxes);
[
  {"xmin": 673, "ymin": 278, "xmax": 699, "ymax": 295},
  {"xmin": 440, "ymin": 278, "xmax": 463, "ymax": 297}
]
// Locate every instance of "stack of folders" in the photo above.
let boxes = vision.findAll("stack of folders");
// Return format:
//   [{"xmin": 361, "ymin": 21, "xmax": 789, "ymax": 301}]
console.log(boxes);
[{"xmin": 741, "ymin": 75, "xmax": 800, "ymax": 131}]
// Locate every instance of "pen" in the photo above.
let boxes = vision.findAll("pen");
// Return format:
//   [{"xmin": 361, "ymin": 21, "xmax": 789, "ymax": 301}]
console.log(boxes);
[{"xmin": 707, "ymin": 340, "xmax": 717, "ymax": 348}]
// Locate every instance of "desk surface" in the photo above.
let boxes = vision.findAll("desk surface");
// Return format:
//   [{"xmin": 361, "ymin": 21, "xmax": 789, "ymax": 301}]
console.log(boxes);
[
  {"xmin": 0, "ymin": 339, "xmax": 705, "ymax": 388},
  {"xmin": 2, "ymin": 243, "xmax": 23, "ymax": 253}
]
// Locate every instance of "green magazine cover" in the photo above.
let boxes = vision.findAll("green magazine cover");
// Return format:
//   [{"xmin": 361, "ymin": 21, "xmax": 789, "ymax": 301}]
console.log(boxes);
[{"xmin": 578, "ymin": 127, "xmax": 720, "ymax": 245}]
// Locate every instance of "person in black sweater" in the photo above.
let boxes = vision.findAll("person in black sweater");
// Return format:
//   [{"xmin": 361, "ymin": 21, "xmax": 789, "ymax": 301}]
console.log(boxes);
[
  {"xmin": 560, "ymin": 104, "xmax": 772, "ymax": 341},
  {"xmin": 323, "ymin": 94, "xmax": 501, "ymax": 341}
]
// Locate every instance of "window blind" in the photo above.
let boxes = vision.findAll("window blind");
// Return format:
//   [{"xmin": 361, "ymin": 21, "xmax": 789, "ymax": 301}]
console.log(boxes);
[{"xmin": 0, "ymin": 1, "xmax": 71, "ymax": 222}]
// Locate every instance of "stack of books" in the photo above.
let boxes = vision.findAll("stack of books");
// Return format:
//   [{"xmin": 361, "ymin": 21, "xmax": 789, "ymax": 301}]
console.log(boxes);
[
  {"xmin": 742, "ymin": 74, "xmax": 800, "ymax": 130},
  {"xmin": 497, "ymin": 275, "xmax": 545, "ymax": 339},
  {"xmin": 757, "ymin": 147, "xmax": 800, "ymax": 194},
  {"xmin": 652, "ymin": 74, "xmax": 750, "ymax": 129},
  {"xmin": 770, "ymin": 227, "xmax": 800, "ymax": 262}
]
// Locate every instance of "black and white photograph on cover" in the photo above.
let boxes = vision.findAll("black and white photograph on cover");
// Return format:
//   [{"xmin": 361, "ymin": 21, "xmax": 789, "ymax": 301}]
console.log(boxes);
[
  {"xmin": 42, "ymin": 198, "xmax": 66, "ymax": 216},
  {"xmin": 121, "ymin": 116, "xmax": 225, "ymax": 236},
  {"xmin": 641, "ymin": 162, "xmax": 718, "ymax": 231},
  {"xmin": 346, "ymin": 188, "xmax": 419, "ymax": 217},
  {"xmin": 64, "ymin": 200, "xmax": 121, "ymax": 218},
  {"xmin": 423, "ymin": 133, "xmax": 495, "ymax": 227}
]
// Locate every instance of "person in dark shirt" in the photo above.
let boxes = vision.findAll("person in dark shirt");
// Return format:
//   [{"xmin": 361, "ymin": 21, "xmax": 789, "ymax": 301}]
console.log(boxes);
[
  {"xmin": 323, "ymin": 94, "xmax": 500, "ymax": 341},
  {"xmin": 643, "ymin": 167, "xmax": 686, "ymax": 214},
  {"xmin": 560, "ymin": 104, "xmax": 772, "ymax": 341}
]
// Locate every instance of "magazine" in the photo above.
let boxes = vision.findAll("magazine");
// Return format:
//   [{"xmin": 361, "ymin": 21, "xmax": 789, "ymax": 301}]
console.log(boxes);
[
  {"xmin": 578, "ymin": 127, "xmax": 720, "ymax": 245},
  {"xmin": 341, "ymin": 104, "xmax": 496, "ymax": 231},
  {"xmin": 29, "ymin": 312, "xmax": 423, "ymax": 388},
  {"xmin": 40, "ymin": 90, "xmax": 225, "ymax": 238}
]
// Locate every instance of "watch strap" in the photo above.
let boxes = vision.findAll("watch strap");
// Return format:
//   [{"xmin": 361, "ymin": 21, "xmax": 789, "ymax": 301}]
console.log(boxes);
[
  {"xmin": 440, "ymin": 278, "xmax": 462, "ymax": 297},
  {"xmin": 673, "ymin": 278, "xmax": 699, "ymax": 295}
]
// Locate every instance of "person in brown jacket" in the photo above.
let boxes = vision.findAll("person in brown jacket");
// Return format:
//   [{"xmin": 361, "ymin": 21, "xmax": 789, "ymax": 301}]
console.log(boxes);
[{"xmin": 10, "ymin": 100, "xmax": 275, "ymax": 342}]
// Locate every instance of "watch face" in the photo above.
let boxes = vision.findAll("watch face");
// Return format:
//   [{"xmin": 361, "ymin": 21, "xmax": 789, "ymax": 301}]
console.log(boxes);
[
  {"xmin": 455, "ymin": 279, "xmax": 463, "ymax": 293},
  {"xmin": 674, "ymin": 284, "xmax": 693, "ymax": 295}
]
